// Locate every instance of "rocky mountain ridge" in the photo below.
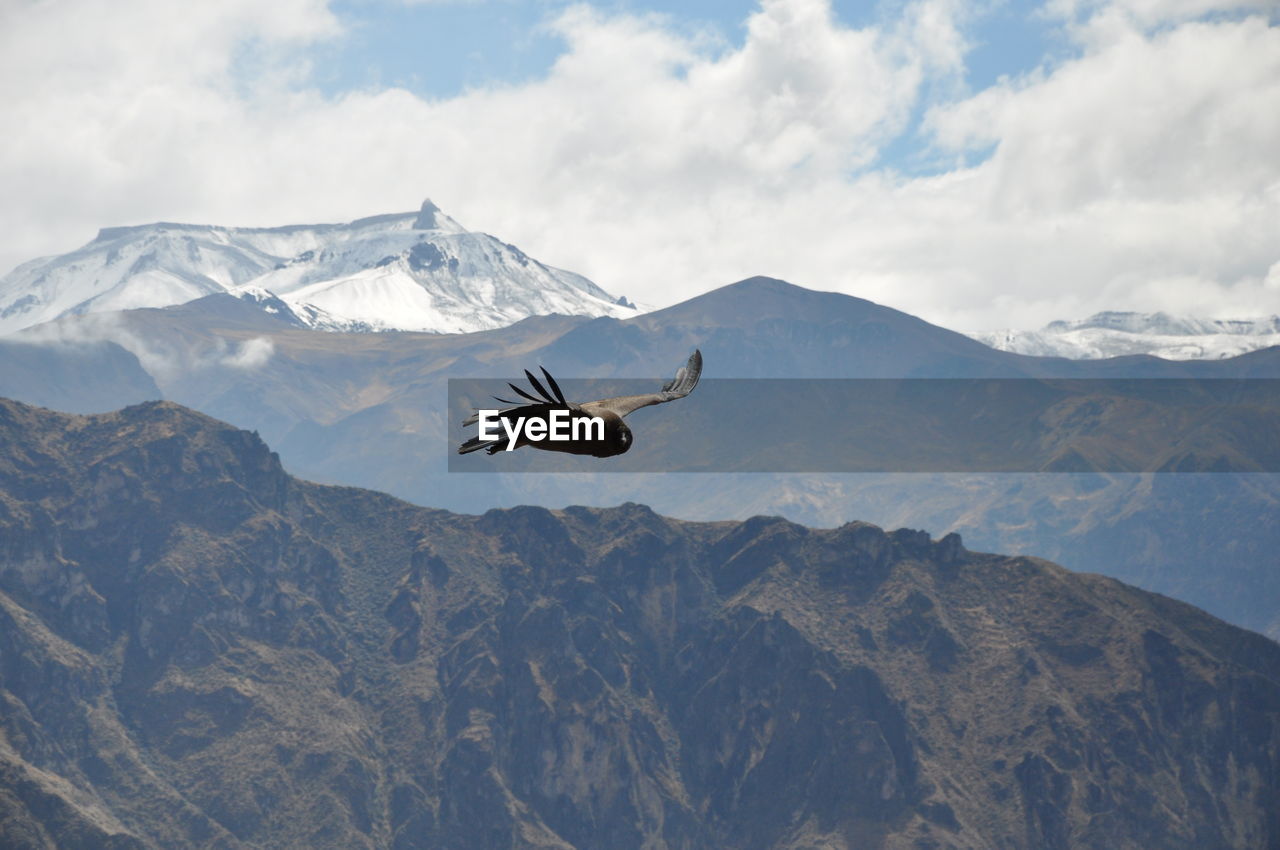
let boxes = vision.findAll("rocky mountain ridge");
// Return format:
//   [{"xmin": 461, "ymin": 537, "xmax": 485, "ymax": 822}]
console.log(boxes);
[{"xmin": 0, "ymin": 396, "xmax": 1277, "ymax": 848}]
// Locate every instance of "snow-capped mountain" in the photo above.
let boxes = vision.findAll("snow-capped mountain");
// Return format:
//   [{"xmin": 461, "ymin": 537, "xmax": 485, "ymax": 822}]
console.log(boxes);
[
  {"xmin": 972, "ymin": 311, "xmax": 1280, "ymax": 360},
  {"xmin": 0, "ymin": 200, "xmax": 637, "ymax": 336}
]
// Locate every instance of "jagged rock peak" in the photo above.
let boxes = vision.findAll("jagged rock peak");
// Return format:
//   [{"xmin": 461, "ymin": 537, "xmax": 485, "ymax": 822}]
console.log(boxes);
[{"xmin": 413, "ymin": 198, "xmax": 447, "ymax": 230}]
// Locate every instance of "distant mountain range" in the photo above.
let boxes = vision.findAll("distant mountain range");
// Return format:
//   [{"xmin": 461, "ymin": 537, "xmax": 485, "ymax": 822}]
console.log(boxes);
[
  {"xmin": 972, "ymin": 311, "xmax": 1280, "ymax": 360},
  {"xmin": 8, "ymin": 203, "xmax": 1277, "ymax": 363},
  {"xmin": 0, "ymin": 200, "xmax": 636, "ymax": 336},
  {"xmin": 2, "ymin": 397, "xmax": 1277, "ymax": 848},
  {"xmin": 3, "ymin": 275, "xmax": 1278, "ymax": 640}
]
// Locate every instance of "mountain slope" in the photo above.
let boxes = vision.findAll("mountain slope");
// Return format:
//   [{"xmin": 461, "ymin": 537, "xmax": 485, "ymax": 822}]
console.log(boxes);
[
  {"xmin": 0, "ymin": 397, "xmax": 1277, "ymax": 848},
  {"xmin": 4, "ymin": 276, "xmax": 1279, "ymax": 639},
  {"xmin": 974, "ymin": 311, "xmax": 1280, "ymax": 360},
  {"xmin": 0, "ymin": 338, "xmax": 159, "ymax": 413},
  {"xmin": 0, "ymin": 200, "xmax": 636, "ymax": 336}
]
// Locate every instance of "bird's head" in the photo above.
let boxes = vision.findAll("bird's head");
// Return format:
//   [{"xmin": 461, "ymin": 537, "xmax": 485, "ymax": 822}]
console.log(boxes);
[{"xmin": 594, "ymin": 420, "xmax": 632, "ymax": 457}]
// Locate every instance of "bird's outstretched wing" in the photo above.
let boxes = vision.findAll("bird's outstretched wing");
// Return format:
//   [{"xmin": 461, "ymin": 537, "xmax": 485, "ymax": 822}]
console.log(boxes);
[
  {"xmin": 461, "ymin": 366, "xmax": 573, "ymax": 428},
  {"xmin": 582, "ymin": 349, "xmax": 702, "ymax": 419}
]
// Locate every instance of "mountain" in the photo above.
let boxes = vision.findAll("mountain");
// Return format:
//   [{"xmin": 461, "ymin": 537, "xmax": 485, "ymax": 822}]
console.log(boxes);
[
  {"xmin": 0, "ymin": 200, "xmax": 636, "ymax": 336},
  {"xmin": 973, "ymin": 311, "xmax": 1280, "ymax": 360},
  {"xmin": 4, "ymin": 276, "xmax": 1280, "ymax": 639},
  {"xmin": 1, "ymin": 396, "xmax": 1277, "ymax": 849},
  {"xmin": 0, "ymin": 338, "xmax": 159, "ymax": 413}
]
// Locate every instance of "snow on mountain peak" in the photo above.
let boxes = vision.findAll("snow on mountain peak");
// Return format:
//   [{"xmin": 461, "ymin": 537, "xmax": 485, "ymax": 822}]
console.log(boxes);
[
  {"xmin": 230, "ymin": 284, "xmax": 278, "ymax": 302},
  {"xmin": 972, "ymin": 311, "xmax": 1280, "ymax": 360},
  {"xmin": 0, "ymin": 200, "xmax": 636, "ymax": 336}
]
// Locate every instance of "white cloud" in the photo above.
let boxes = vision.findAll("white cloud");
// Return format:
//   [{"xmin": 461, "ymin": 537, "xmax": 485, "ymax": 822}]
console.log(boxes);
[
  {"xmin": 16, "ymin": 313, "xmax": 275, "ymax": 379},
  {"xmin": 1047, "ymin": 0, "xmax": 1274, "ymax": 31},
  {"xmin": 1, "ymin": 0, "xmax": 1277, "ymax": 332},
  {"xmin": 919, "ymin": 12, "xmax": 1280, "ymax": 327},
  {"xmin": 222, "ymin": 337, "xmax": 275, "ymax": 369}
]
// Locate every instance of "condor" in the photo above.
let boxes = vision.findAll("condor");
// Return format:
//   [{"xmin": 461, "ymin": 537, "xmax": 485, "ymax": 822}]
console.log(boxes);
[{"xmin": 458, "ymin": 350, "xmax": 703, "ymax": 458}]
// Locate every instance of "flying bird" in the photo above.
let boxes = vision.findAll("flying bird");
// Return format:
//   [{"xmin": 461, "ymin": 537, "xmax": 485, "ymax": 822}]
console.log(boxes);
[{"xmin": 458, "ymin": 350, "xmax": 703, "ymax": 457}]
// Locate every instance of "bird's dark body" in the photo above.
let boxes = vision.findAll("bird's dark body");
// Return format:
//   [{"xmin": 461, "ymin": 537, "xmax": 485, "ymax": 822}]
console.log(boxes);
[{"xmin": 476, "ymin": 406, "xmax": 631, "ymax": 457}]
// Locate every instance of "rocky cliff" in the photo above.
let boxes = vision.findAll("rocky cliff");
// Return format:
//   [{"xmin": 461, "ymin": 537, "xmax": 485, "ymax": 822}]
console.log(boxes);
[{"xmin": 0, "ymin": 397, "xmax": 1277, "ymax": 848}]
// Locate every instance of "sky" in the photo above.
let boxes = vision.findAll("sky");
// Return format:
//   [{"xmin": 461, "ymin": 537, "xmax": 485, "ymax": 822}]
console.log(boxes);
[{"xmin": 1, "ymin": 0, "xmax": 1278, "ymax": 331}]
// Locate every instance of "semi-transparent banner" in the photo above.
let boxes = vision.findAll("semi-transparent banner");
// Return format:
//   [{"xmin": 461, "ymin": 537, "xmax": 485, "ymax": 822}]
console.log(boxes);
[{"xmin": 447, "ymin": 378, "xmax": 1280, "ymax": 473}]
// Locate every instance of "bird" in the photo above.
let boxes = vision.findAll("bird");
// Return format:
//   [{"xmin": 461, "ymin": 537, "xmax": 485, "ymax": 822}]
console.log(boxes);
[{"xmin": 457, "ymin": 350, "xmax": 702, "ymax": 458}]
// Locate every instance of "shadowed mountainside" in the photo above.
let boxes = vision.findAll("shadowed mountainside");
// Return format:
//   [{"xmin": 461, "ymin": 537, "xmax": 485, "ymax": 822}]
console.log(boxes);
[
  {"xmin": 0, "ymin": 338, "xmax": 158, "ymax": 413},
  {"xmin": 1, "ymin": 397, "xmax": 1278, "ymax": 849}
]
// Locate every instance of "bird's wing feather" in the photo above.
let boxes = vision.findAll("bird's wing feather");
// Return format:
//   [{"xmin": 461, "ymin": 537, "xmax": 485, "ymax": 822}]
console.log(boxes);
[
  {"xmin": 508, "ymin": 381, "xmax": 544, "ymax": 404},
  {"xmin": 540, "ymin": 367, "xmax": 568, "ymax": 405},
  {"xmin": 461, "ymin": 365, "xmax": 574, "ymax": 427},
  {"xmin": 462, "ymin": 400, "xmax": 584, "ymax": 428},
  {"xmin": 523, "ymin": 369, "xmax": 558, "ymax": 405},
  {"xmin": 582, "ymin": 349, "xmax": 702, "ymax": 419}
]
